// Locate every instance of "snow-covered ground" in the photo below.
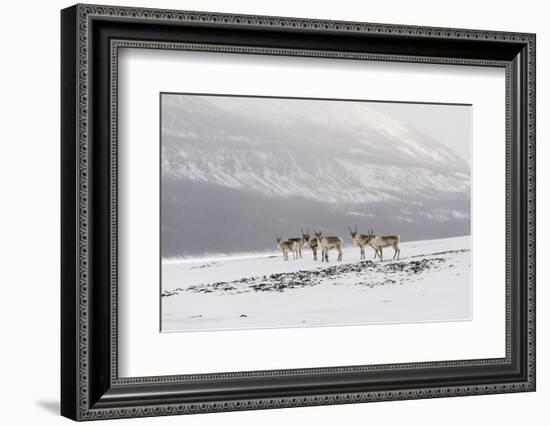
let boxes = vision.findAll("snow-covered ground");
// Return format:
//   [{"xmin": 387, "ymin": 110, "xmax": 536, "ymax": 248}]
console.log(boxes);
[{"xmin": 161, "ymin": 236, "xmax": 471, "ymax": 332}]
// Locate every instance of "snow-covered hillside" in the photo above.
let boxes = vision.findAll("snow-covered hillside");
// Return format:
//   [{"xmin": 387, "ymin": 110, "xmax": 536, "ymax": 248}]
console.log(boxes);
[
  {"xmin": 160, "ymin": 95, "xmax": 472, "ymax": 257},
  {"xmin": 162, "ymin": 95, "xmax": 470, "ymax": 205},
  {"xmin": 161, "ymin": 236, "xmax": 472, "ymax": 332}
]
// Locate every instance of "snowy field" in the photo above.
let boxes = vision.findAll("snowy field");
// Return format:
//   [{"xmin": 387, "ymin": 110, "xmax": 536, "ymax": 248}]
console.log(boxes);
[{"xmin": 161, "ymin": 236, "xmax": 471, "ymax": 332}]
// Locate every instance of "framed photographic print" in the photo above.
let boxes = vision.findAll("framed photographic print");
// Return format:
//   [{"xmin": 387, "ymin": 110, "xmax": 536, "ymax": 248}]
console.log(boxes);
[{"xmin": 61, "ymin": 4, "xmax": 536, "ymax": 421}]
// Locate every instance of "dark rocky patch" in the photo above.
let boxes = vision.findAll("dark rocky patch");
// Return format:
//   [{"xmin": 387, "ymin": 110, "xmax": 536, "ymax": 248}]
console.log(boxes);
[{"xmin": 161, "ymin": 249, "xmax": 469, "ymax": 297}]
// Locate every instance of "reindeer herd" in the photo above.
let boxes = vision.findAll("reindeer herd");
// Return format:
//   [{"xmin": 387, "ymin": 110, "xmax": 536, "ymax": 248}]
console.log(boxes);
[{"xmin": 276, "ymin": 227, "xmax": 400, "ymax": 262}]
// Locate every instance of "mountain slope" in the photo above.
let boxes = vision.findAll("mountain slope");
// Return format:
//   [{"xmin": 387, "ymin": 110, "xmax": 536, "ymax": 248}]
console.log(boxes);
[
  {"xmin": 160, "ymin": 94, "xmax": 471, "ymax": 257},
  {"xmin": 161, "ymin": 95, "xmax": 470, "ymax": 205}
]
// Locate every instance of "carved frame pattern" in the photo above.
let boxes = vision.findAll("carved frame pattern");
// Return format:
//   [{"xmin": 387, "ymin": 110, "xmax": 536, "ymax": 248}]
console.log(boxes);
[{"xmin": 61, "ymin": 3, "xmax": 536, "ymax": 421}]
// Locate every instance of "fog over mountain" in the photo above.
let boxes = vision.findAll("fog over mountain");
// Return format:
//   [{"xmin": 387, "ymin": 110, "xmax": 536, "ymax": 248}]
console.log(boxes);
[{"xmin": 161, "ymin": 94, "xmax": 471, "ymax": 258}]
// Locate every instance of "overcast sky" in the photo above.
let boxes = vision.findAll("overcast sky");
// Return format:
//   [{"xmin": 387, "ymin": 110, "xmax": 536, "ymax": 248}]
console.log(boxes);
[{"xmin": 367, "ymin": 101, "xmax": 472, "ymax": 166}]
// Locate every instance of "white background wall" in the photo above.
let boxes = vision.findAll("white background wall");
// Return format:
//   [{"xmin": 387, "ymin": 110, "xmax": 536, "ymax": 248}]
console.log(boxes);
[{"xmin": 0, "ymin": 0, "xmax": 546, "ymax": 424}]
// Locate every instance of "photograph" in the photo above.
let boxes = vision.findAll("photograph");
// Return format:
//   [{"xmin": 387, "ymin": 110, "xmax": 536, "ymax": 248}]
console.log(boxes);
[
  {"xmin": 58, "ymin": 3, "xmax": 536, "ymax": 420},
  {"xmin": 160, "ymin": 93, "xmax": 473, "ymax": 332}
]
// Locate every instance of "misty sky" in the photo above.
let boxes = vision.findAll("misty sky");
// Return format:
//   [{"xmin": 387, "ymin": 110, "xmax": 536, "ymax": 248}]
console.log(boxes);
[{"xmin": 367, "ymin": 101, "xmax": 472, "ymax": 166}]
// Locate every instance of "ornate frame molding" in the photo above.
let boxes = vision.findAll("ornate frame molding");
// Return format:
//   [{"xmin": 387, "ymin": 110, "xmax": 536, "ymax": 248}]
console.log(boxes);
[{"xmin": 61, "ymin": 4, "xmax": 536, "ymax": 421}]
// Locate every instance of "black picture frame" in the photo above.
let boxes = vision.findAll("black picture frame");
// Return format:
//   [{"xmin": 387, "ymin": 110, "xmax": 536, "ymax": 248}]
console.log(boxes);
[{"xmin": 61, "ymin": 4, "xmax": 536, "ymax": 421}]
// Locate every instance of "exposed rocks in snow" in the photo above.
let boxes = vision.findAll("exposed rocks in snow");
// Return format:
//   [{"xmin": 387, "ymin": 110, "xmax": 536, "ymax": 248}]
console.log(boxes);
[{"xmin": 162, "ymin": 249, "xmax": 469, "ymax": 298}]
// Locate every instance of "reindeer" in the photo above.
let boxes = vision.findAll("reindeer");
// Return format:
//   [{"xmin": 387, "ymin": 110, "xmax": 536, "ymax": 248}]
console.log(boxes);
[
  {"xmin": 366, "ymin": 230, "xmax": 400, "ymax": 261},
  {"xmin": 348, "ymin": 225, "xmax": 372, "ymax": 260},
  {"xmin": 315, "ymin": 231, "xmax": 343, "ymax": 262},
  {"xmin": 300, "ymin": 228, "xmax": 319, "ymax": 260},
  {"xmin": 276, "ymin": 237, "xmax": 299, "ymax": 261},
  {"xmin": 287, "ymin": 229, "xmax": 307, "ymax": 259}
]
